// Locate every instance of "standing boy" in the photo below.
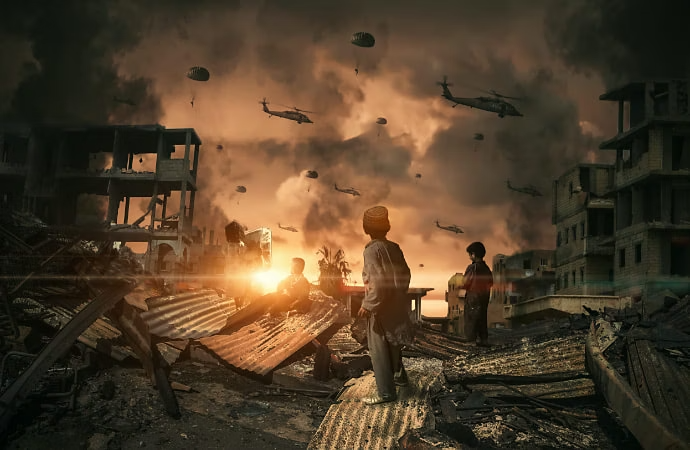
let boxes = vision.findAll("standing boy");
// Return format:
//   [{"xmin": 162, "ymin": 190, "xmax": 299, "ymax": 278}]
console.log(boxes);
[
  {"xmin": 462, "ymin": 241, "xmax": 493, "ymax": 347},
  {"xmin": 357, "ymin": 206, "xmax": 413, "ymax": 405}
]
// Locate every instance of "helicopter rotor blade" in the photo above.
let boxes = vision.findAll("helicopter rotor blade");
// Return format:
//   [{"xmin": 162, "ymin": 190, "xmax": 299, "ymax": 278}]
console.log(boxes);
[{"xmin": 482, "ymin": 89, "xmax": 525, "ymax": 101}]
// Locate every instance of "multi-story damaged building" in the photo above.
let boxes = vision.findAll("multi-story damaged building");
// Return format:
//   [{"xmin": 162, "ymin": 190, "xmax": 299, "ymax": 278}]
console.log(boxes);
[
  {"xmin": 552, "ymin": 163, "xmax": 616, "ymax": 295},
  {"xmin": 445, "ymin": 272, "xmax": 465, "ymax": 319},
  {"xmin": 598, "ymin": 79, "xmax": 690, "ymax": 299},
  {"xmin": 491, "ymin": 250, "xmax": 556, "ymax": 304},
  {"xmin": 0, "ymin": 123, "xmax": 202, "ymax": 274}
]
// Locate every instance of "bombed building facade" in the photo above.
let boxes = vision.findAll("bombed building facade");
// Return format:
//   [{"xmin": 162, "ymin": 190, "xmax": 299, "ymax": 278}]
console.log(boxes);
[
  {"xmin": 553, "ymin": 79, "xmax": 690, "ymax": 302},
  {"xmin": 0, "ymin": 124, "xmax": 202, "ymax": 275},
  {"xmin": 491, "ymin": 250, "xmax": 556, "ymax": 304},
  {"xmin": 553, "ymin": 163, "xmax": 616, "ymax": 296}
]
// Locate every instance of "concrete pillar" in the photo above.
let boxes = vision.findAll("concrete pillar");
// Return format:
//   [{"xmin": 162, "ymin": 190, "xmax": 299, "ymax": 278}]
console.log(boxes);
[
  {"xmin": 124, "ymin": 197, "xmax": 130, "ymax": 223},
  {"xmin": 178, "ymin": 131, "xmax": 191, "ymax": 233},
  {"xmin": 150, "ymin": 132, "xmax": 164, "ymax": 231},
  {"xmin": 645, "ymin": 81, "xmax": 655, "ymax": 118},
  {"xmin": 161, "ymin": 194, "xmax": 167, "ymax": 220},
  {"xmin": 106, "ymin": 132, "xmax": 121, "ymax": 223}
]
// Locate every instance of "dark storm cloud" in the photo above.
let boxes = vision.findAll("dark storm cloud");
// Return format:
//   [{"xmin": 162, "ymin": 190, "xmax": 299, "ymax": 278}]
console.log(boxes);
[
  {"xmin": 422, "ymin": 59, "xmax": 593, "ymax": 249},
  {"xmin": 544, "ymin": 0, "xmax": 690, "ymax": 87},
  {"xmin": 0, "ymin": 1, "xmax": 165, "ymax": 124}
]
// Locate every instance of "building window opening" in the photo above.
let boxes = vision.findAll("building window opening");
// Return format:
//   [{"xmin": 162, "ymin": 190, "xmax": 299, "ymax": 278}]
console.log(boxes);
[
  {"xmin": 652, "ymin": 82, "xmax": 670, "ymax": 116},
  {"xmin": 635, "ymin": 243, "xmax": 642, "ymax": 264},
  {"xmin": 670, "ymin": 241, "xmax": 690, "ymax": 276},
  {"xmin": 540, "ymin": 258, "xmax": 548, "ymax": 267},
  {"xmin": 523, "ymin": 259, "xmax": 531, "ymax": 270},
  {"xmin": 619, "ymin": 248, "xmax": 626, "ymax": 268},
  {"xmin": 563, "ymin": 274, "xmax": 568, "ymax": 289},
  {"xmin": 677, "ymin": 81, "xmax": 689, "ymax": 115},
  {"xmin": 672, "ymin": 136, "xmax": 690, "ymax": 171},
  {"xmin": 565, "ymin": 230, "xmax": 569, "ymax": 244},
  {"xmin": 571, "ymin": 271, "xmax": 576, "ymax": 286},
  {"xmin": 580, "ymin": 267, "xmax": 585, "ymax": 284},
  {"xmin": 557, "ymin": 231, "xmax": 562, "ymax": 247},
  {"xmin": 569, "ymin": 181, "xmax": 573, "ymax": 198},
  {"xmin": 671, "ymin": 188, "xmax": 690, "ymax": 224},
  {"xmin": 571, "ymin": 225, "xmax": 577, "ymax": 241},
  {"xmin": 608, "ymin": 269, "xmax": 614, "ymax": 282},
  {"xmin": 580, "ymin": 222, "xmax": 585, "ymax": 239}
]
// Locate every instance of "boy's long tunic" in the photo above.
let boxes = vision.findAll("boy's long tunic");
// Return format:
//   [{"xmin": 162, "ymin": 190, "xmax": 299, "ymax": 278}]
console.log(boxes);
[
  {"xmin": 362, "ymin": 238, "xmax": 413, "ymax": 397},
  {"xmin": 461, "ymin": 260, "xmax": 493, "ymax": 342}
]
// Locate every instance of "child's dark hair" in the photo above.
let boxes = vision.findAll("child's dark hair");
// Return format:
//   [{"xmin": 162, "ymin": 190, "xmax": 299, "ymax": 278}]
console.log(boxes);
[{"xmin": 466, "ymin": 241, "xmax": 486, "ymax": 259}]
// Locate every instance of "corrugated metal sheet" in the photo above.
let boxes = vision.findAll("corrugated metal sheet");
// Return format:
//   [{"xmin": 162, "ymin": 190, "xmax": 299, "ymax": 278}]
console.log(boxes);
[
  {"xmin": 308, "ymin": 358, "xmax": 442, "ymax": 450},
  {"xmin": 198, "ymin": 297, "xmax": 348, "ymax": 376},
  {"xmin": 325, "ymin": 323, "xmax": 363, "ymax": 354},
  {"xmin": 445, "ymin": 331, "xmax": 596, "ymax": 399},
  {"xmin": 41, "ymin": 299, "xmax": 136, "ymax": 361},
  {"xmin": 140, "ymin": 289, "xmax": 236, "ymax": 340}
]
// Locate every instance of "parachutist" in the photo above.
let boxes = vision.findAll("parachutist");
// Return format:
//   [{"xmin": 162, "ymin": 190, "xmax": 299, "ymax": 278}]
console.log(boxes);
[
  {"xmin": 190, "ymin": 97, "xmax": 195, "ymax": 108},
  {"xmin": 355, "ymin": 67, "xmax": 359, "ymax": 76}
]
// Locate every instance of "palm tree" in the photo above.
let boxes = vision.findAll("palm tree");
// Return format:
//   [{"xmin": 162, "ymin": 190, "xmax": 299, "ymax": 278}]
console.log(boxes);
[{"xmin": 316, "ymin": 246, "xmax": 352, "ymax": 299}]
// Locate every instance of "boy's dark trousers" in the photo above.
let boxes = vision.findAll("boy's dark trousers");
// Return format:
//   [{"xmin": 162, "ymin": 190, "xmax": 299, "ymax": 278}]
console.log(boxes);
[{"xmin": 464, "ymin": 294, "xmax": 489, "ymax": 343}]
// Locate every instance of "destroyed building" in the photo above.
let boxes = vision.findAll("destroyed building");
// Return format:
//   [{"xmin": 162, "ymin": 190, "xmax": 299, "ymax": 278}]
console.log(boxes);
[
  {"xmin": 553, "ymin": 163, "xmax": 616, "ymax": 295},
  {"xmin": 445, "ymin": 272, "xmax": 464, "ymax": 319},
  {"xmin": 0, "ymin": 124, "xmax": 202, "ymax": 276},
  {"xmin": 599, "ymin": 79, "xmax": 690, "ymax": 301},
  {"xmin": 342, "ymin": 285, "xmax": 434, "ymax": 322},
  {"xmin": 491, "ymin": 250, "xmax": 556, "ymax": 304}
]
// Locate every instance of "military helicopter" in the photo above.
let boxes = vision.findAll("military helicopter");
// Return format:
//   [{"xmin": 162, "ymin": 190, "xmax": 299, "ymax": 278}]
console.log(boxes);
[
  {"xmin": 278, "ymin": 223, "xmax": 298, "ymax": 233},
  {"xmin": 435, "ymin": 220, "xmax": 464, "ymax": 234},
  {"xmin": 334, "ymin": 183, "xmax": 361, "ymax": 197},
  {"xmin": 506, "ymin": 180, "xmax": 543, "ymax": 197},
  {"xmin": 436, "ymin": 76, "xmax": 523, "ymax": 118},
  {"xmin": 259, "ymin": 98, "xmax": 314, "ymax": 124}
]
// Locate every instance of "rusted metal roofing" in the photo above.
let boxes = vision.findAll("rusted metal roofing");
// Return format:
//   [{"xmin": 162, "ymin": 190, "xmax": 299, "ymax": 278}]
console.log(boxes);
[
  {"xmin": 140, "ymin": 289, "xmax": 236, "ymax": 340},
  {"xmin": 198, "ymin": 297, "xmax": 348, "ymax": 376},
  {"xmin": 308, "ymin": 358, "xmax": 442, "ymax": 450},
  {"xmin": 40, "ymin": 298, "xmax": 136, "ymax": 361},
  {"xmin": 325, "ymin": 323, "xmax": 363, "ymax": 354},
  {"xmin": 445, "ymin": 331, "xmax": 595, "ymax": 399}
]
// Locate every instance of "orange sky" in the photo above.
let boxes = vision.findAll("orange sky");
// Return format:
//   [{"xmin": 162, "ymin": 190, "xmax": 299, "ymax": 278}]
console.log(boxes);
[
  {"xmin": 8, "ymin": 1, "xmax": 665, "ymax": 300},
  {"xmin": 109, "ymin": 2, "xmax": 623, "ymax": 299}
]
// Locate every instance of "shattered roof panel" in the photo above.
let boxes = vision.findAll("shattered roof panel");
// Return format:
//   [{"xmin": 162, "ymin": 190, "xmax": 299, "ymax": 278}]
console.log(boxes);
[
  {"xmin": 41, "ymin": 299, "xmax": 136, "ymax": 361},
  {"xmin": 308, "ymin": 358, "xmax": 442, "ymax": 450},
  {"xmin": 199, "ymin": 297, "xmax": 348, "ymax": 376},
  {"xmin": 140, "ymin": 289, "xmax": 236, "ymax": 340}
]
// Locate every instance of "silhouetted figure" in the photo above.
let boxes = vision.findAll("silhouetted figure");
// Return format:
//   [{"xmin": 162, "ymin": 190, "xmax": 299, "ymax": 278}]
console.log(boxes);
[
  {"xmin": 358, "ymin": 206, "xmax": 413, "ymax": 406},
  {"xmin": 461, "ymin": 242, "xmax": 493, "ymax": 347},
  {"xmin": 266, "ymin": 258, "xmax": 311, "ymax": 315}
]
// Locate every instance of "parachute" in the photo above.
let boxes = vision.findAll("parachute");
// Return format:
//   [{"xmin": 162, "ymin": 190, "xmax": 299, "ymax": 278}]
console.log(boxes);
[
  {"xmin": 186, "ymin": 66, "xmax": 210, "ymax": 107},
  {"xmin": 351, "ymin": 32, "xmax": 375, "ymax": 75},
  {"xmin": 473, "ymin": 133, "xmax": 485, "ymax": 151},
  {"xmin": 186, "ymin": 66, "xmax": 210, "ymax": 82},
  {"xmin": 235, "ymin": 185, "xmax": 247, "ymax": 205},
  {"xmin": 351, "ymin": 32, "xmax": 375, "ymax": 48},
  {"xmin": 305, "ymin": 170, "xmax": 319, "ymax": 179},
  {"xmin": 376, "ymin": 117, "xmax": 387, "ymax": 137}
]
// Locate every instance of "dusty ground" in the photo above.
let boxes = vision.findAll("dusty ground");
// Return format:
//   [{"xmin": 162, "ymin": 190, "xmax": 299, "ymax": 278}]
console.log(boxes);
[{"xmin": 6, "ymin": 359, "xmax": 337, "ymax": 450}]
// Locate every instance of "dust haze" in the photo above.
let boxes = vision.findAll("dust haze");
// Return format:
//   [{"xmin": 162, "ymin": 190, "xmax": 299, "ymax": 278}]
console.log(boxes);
[{"xmin": 0, "ymin": 1, "xmax": 676, "ymax": 292}]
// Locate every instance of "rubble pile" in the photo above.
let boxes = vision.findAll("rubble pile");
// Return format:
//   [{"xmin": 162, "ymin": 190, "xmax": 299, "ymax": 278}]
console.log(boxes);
[
  {"xmin": 0, "ymin": 209, "xmax": 350, "ymax": 447},
  {"xmin": 589, "ymin": 296, "xmax": 690, "ymax": 448},
  {"xmin": 399, "ymin": 318, "xmax": 641, "ymax": 450}
]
